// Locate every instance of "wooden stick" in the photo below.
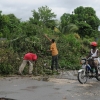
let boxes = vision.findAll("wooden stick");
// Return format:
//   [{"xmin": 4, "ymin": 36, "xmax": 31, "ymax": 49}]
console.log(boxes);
[{"xmin": 44, "ymin": 34, "xmax": 51, "ymax": 42}]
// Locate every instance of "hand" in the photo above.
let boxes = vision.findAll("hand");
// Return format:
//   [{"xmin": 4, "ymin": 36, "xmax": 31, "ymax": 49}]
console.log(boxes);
[
  {"xmin": 92, "ymin": 57, "xmax": 94, "ymax": 59},
  {"xmin": 90, "ymin": 57, "xmax": 94, "ymax": 60},
  {"xmin": 47, "ymin": 50, "xmax": 50, "ymax": 52},
  {"xmin": 44, "ymin": 34, "xmax": 47, "ymax": 37}
]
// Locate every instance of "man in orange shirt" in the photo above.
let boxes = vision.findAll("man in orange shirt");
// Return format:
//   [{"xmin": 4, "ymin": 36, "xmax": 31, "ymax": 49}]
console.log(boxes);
[{"xmin": 44, "ymin": 34, "xmax": 59, "ymax": 72}]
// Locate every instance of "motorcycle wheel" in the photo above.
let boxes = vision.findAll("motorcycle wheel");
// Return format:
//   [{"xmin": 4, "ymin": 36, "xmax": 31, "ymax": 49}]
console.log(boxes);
[
  {"xmin": 96, "ymin": 67, "xmax": 100, "ymax": 81},
  {"xmin": 77, "ymin": 71, "xmax": 87, "ymax": 84},
  {"xmin": 96, "ymin": 76, "xmax": 100, "ymax": 81}
]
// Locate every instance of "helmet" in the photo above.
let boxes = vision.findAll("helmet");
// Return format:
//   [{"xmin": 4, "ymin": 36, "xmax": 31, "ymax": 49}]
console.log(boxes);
[{"xmin": 90, "ymin": 41, "xmax": 97, "ymax": 46}]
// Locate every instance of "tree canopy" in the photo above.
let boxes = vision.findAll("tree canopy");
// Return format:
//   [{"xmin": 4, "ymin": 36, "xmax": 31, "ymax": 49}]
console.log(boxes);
[
  {"xmin": 59, "ymin": 6, "xmax": 100, "ymax": 38},
  {"xmin": 0, "ymin": 6, "xmax": 100, "ymax": 75}
]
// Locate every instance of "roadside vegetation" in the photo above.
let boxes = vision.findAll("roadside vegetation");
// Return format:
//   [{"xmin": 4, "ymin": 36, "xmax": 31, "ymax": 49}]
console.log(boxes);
[{"xmin": 0, "ymin": 6, "xmax": 100, "ymax": 75}]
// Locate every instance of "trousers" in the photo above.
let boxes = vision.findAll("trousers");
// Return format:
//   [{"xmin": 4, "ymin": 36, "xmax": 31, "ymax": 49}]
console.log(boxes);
[
  {"xmin": 19, "ymin": 60, "xmax": 33, "ymax": 74},
  {"xmin": 51, "ymin": 54, "xmax": 58, "ymax": 70}
]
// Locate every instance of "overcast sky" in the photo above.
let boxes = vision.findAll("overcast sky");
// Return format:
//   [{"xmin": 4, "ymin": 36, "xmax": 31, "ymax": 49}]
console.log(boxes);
[{"xmin": 0, "ymin": 0, "xmax": 100, "ymax": 21}]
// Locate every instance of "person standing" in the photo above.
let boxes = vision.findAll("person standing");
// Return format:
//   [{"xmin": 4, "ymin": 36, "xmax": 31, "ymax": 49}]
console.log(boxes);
[
  {"xmin": 18, "ymin": 52, "xmax": 37, "ymax": 75},
  {"xmin": 44, "ymin": 34, "xmax": 59, "ymax": 72}
]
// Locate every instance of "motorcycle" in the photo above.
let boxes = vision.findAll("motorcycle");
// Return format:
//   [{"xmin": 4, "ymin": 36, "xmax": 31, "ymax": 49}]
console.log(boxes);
[{"xmin": 77, "ymin": 57, "xmax": 100, "ymax": 84}]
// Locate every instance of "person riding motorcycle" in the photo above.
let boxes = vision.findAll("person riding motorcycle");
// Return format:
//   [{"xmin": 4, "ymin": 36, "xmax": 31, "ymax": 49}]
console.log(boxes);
[{"xmin": 87, "ymin": 41, "xmax": 99, "ymax": 76}]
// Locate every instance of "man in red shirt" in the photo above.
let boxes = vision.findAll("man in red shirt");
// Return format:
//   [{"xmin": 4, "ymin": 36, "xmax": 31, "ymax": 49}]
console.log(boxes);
[{"xmin": 18, "ymin": 52, "xmax": 37, "ymax": 75}]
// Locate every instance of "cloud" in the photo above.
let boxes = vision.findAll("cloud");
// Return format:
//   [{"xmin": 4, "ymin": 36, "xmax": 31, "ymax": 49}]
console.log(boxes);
[{"xmin": 0, "ymin": 0, "xmax": 100, "ymax": 21}]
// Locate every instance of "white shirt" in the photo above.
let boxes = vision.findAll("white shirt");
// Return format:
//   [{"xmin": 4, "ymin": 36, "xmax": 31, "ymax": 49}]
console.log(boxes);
[
  {"xmin": 91, "ymin": 49, "xmax": 100, "ymax": 63},
  {"xmin": 91, "ymin": 49, "xmax": 98, "ymax": 57}
]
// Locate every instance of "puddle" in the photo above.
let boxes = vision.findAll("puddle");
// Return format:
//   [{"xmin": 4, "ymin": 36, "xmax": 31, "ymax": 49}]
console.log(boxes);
[
  {"xmin": 27, "ymin": 86, "xmax": 38, "ymax": 89},
  {"xmin": 21, "ymin": 86, "xmax": 39, "ymax": 91},
  {"xmin": 54, "ymin": 87, "xmax": 60, "ymax": 90},
  {"xmin": 0, "ymin": 98, "xmax": 15, "ymax": 100}
]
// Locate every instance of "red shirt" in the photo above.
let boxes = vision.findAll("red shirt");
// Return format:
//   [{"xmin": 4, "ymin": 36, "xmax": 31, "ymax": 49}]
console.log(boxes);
[{"xmin": 23, "ymin": 53, "xmax": 37, "ymax": 61}]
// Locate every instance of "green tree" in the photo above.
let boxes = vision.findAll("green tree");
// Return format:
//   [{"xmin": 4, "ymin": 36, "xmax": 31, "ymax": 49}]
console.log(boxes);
[
  {"xmin": 72, "ymin": 6, "xmax": 100, "ymax": 38},
  {"xmin": 59, "ymin": 13, "xmax": 78, "ymax": 34},
  {"xmin": 59, "ymin": 13, "xmax": 70, "ymax": 33},
  {"xmin": 0, "ymin": 13, "xmax": 22, "ymax": 39},
  {"xmin": 7, "ymin": 14, "xmax": 22, "ymax": 39},
  {"xmin": 31, "ymin": 6, "xmax": 57, "ymax": 29}
]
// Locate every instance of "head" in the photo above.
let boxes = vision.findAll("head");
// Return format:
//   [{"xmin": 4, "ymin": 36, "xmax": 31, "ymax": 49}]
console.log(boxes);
[
  {"xmin": 33, "ymin": 54, "xmax": 38, "ymax": 61},
  {"xmin": 90, "ymin": 41, "xmax": 97, "ymax": 49},
  {"xmin": 29, "ymin": 51, "xmax": 33, "ymax": 53},
  {"xmin": 51, "ymin": 39, "xmax": 55, "ymax": 43},
  {"xmin": 28, "ymin": 50, "xmax": 36, "ymax": 53}
]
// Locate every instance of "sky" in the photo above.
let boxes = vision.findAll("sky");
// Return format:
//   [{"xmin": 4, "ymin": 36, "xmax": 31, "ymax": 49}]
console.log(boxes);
[{"xmin": 0, "ymin": 0, "xmax": 100, "ymax": 21}]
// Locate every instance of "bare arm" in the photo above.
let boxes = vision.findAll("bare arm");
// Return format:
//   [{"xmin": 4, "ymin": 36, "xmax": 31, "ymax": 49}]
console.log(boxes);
[
  {"xmin": 86, "ymin": 52, "xmax": 91, "ymax": 59},
  {"xmin": 44, "ymin": 34, "xmax": 51, "ymax": 42},
  {"xmin": 44, "ymin": 34, "xmax": 52, "ymax": 52},
  {"xmin": 96, "ymin": 50, "xmax": 99, "ymax": 58}
]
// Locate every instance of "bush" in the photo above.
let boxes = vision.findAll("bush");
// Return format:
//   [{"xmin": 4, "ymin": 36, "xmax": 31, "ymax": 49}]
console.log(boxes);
[{"xmin": 0, "ymin": 63, "xmax": 14, "ymax": 75}]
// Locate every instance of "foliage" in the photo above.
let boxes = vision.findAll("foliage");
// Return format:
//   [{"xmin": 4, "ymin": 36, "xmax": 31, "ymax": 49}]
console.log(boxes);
[
  {"xmin": 57, "ymin": 34, "xmax": 82, "ymax": 69},
  {"xmin": 59, "ymin": 13, "xmax": 78, "ymax": 34},
  {"xmin": 72, "ymin": 6, "xmax": 100, "ymax": 37},
  {"xmin": 59, "ymin": 6, "xmax": 100, "ymax": 38},
  {"xmin": 31, "ymin": 5, "xmax": 57, "ymax": 29},
  {"xmin": 0, "ymin": 6, "xmax": 100, "ymax": 75}
]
